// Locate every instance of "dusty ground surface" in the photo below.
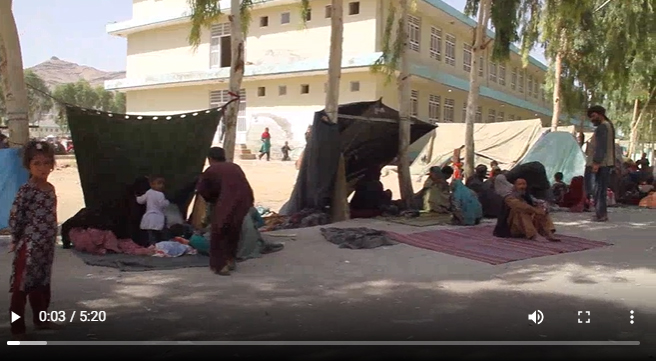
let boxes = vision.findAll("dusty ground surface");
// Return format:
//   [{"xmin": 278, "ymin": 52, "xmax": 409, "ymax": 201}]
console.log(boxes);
[{"xmin": 1, "ymin": 157, "xmax": 655, "ymax": 359}]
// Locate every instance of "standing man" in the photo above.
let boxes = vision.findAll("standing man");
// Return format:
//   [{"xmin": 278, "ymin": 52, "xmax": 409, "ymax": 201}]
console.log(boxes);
[{"xmin": 587, "ymin": 105, "xmax": 616, "ymax": 222}]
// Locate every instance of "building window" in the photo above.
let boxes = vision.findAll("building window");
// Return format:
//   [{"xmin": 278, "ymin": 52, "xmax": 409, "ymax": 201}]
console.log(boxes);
[
  {"xmin": 489, "ymin": 62, "xmax": 498, "ymax": 83},
  {"xmin": 259, "ymin": 16, "xmax": 269, "ymax": 27},
  {"xmin": 348, "ymin": 2, "xmax": 360, "ymax": 15},
  {"xmin": 511, "ymin": 67, "xmax": 517, "ymax": 90},
  {"xmin": 478, "ymin": 57, "xmax": 484, "ymax": 77},
  {"xmin": 533, "ymin": 81, "xmax": 539, "ymax": 98},
  {"xmin": 304, "ymin": 9, "xmax": 312, "ymax": 21},
  {"xmin": 488, "ymin": 109, "xmax": 496, "ymax": 123},
  {"xmin": 527, "ymin": 75, "xmax": 534, "ymax": 97},
  {"xmin": 475, "ymin": 106, "xmax": 482, "ymax": 122},
  {"xmin": 462, "ymin": 103, "xmax": 467, "ymax": 122},
  {"xmin": 429, "ymin": 27, "xmax": 442, "ymax": 61},
  {"xmin": 444, "ymin": 98, "xmax": 455, "ymax": 122},
  {"xmin": 541, "ymin": 88, "xmax": 545, "ymax": 103},
  {"xmin": 300, "ymin": 84, "xmax": 310, "ymax": 94},
  {"xmin": 445, "ymin": 34, "xmax": 456, "ymax": 66},
  {"xmin": 257, "ymin": 86, "xmax": 266, "ymax": 97},
  {"xmin": 210, "ymin": 89, "xmax": 247, "ymax": 131},
  {"xmin": 411, "ymin": 90, "xmax": 419, "ymax": 117},
  {"xmin": 497, "ymin": 111, "xmax": 504, "ymax": 122},
  {"xmin": 499, "ymin": 64, "xmax": 506, "ymax": 86},
  {"xmin": 325, "ymin": 5, "xmax": 332, "ymax": 18},
  {"xmin": 463, "ymin": 43, "xmax": 472, "ymax": 72},
  {"xmin": 281, "ymin": 12, "xmax": 291, "ymax": 24},
  {"xmin": 350, "ymin": 81, "xmax": 360, "ymax": 92},
  {"xmin": 408, "ymin": 15, "xmax": 421, "ymax": 52},
  {"xmin": 278, "ymin": 85, "xmax": 287, "ymax": 96},
  {"xmin": 428, "ymin": 94, "xmax": 441, "ymax": 122},
  {"xmin": 509, "ymin": 114, "xmax": 515, "ymax": 121},
  {"xmin": 209, "ymin": 23, "xmax": 231, "ymax": 69},
  {"xmin": 518, "ymin": 70, "xmax": 524, "ymax": 93}
]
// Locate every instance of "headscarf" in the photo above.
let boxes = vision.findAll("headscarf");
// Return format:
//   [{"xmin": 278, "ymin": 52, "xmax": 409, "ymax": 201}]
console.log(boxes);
[
  {"xmin": 451, "ymin": 179, "xmax": 483, "ymax": 225},
  {"xmin": 494, "ymin": 174, "xmax": 514, "ymax": 198}
]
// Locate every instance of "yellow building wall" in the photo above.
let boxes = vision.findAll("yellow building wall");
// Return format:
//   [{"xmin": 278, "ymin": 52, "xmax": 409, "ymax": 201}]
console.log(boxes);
[
  {"xmin": 376, "ymin": 75, "xmax": 549, "ymax": 125},
  {"xmin": 379, "ymin": 0, "xmax": 550, "ymax": 111},
  {"xmin": 125, "ymin": 71, "xmax": 378, "ymax": 148},
  {"xmin": 126, "ymin": 0, "xmax": 377, "ymax": 78}
]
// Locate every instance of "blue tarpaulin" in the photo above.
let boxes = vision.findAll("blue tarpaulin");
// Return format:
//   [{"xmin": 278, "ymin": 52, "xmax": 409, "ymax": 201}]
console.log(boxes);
[
  {"xmin": 0, "ymin": 148, "xmax": 29, "ymax": 230},
  {"xmin": 517, "ymin": 131, "xmax": 586, "ymax": 184}
]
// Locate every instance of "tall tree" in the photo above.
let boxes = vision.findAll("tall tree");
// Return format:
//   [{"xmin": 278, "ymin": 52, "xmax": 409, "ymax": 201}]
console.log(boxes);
[
  {"xmin": 519, "ymin": 0, "xmax": 597, "ymax": 131},
  {"xmin": 370, "ymin": 1, "xmax": 414, "ymax": 206},
  {"xmin": 188, "ymin": 1, "xmax": 312, "ymax": 162},
  {"xmin": 462, "ymin": 0, "xmax": 522, "ymax": 177},
  {"xmin": 0, "ymin": 0, "xmax": 29, "ymax": 147}
]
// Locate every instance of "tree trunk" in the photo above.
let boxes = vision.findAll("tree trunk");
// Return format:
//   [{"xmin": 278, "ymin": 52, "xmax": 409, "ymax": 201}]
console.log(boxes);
[
  {"xmin": 550, "ymin": 43, "xmax": 564, "ymax": 131},
  {"xmin": 326, "ymin": 0, "xmax": 349, "ymax": 222},
  {"xmin": 628, "ymin": 87, "xmax": 656, "ymax": 157},
  {"xmin": 463, "ymin": 0, "xmax": 490, "ymax": 178},
  {"xmin": 396, "ymin": 0, "xmax": 413, "ymax": 207},
  {"xmin": 223, "ymin": 0, "xmax": 245, "ymax": 162},
  {"xmin": 0, "ymin": 0, "xmax": 29, "ymax": 147}
]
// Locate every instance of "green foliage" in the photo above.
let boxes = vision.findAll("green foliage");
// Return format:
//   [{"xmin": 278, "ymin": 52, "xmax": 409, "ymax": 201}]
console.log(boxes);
[
  {"xmin": 0, "ymin": 70, "xmax": 53, "ymax": 124},
  {"xmin": 370, "ymin": 3, "xmax": 402, "ymax": 83},
  {"xmin": 52, "ymin": 80, "xmax": 126, "ymax": 130}
]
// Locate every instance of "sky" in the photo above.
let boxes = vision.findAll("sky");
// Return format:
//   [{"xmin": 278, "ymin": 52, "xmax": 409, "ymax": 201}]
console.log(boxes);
[{"xmin": 14, "ymin": 0, "xmax": 546, "ymax": 72}]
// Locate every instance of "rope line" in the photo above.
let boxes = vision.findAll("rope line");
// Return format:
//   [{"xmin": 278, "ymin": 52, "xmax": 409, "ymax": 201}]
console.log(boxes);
[{"xmin": 3, "ymin": 83, "xmax": 241, "ymax": 147}]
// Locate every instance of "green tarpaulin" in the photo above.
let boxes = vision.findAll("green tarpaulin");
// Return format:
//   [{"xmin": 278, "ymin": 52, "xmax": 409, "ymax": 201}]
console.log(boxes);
[{"xmin": 66, "ymin": 105, "xmax": 224, "ymax": 215}]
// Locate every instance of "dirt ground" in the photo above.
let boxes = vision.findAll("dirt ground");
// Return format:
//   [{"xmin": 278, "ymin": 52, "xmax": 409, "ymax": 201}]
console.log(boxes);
[
  {"xmin": 1, "ymin": 157, "xmax": 655, "ymax": 359},
  {"xmin": 49, "ymin": 157, "xmax": 410, "ymax": 222}
]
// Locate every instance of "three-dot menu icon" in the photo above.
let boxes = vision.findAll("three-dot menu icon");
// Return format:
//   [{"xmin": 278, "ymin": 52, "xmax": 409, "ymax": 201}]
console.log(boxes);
[{"xmin": 630, "ymin": 310, "xmax": 635, "ymax": 324}]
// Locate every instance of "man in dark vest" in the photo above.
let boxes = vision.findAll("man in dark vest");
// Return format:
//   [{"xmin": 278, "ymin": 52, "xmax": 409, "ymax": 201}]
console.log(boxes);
[{"xmin": 587, "ymin": 105, "xmax": 616, "ymax": 222}]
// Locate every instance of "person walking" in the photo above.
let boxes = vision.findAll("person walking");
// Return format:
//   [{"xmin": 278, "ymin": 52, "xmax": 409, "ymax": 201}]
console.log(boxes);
[
  {"xmin": 587, "ymin": 105, "xmax": 616, "ymax": 222},
  {"xmin": 258, "ymin": 127, "xmax": 271, "ymax": 161}
]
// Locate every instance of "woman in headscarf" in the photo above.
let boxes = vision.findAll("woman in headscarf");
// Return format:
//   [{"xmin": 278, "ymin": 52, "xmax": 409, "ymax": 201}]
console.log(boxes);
[
  {"xmin": 451, "ymin": 179, "xmax": 483, "ymax": 226},
  {"xmin": 197, "ymin": 147, "xmax": 255, "ymax": 275},
  {"xmin": 560, "ymin": 176, "xmax": 586, "ymax": 212},
  {"xmin": 258, "ymin": 127, "xmax": 271, "ymax": 161}
]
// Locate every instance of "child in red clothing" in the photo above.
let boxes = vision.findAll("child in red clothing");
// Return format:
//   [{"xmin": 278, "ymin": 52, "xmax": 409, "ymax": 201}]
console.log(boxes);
[{"xmin": 8, "ymin": 141, "xmax": 60, "ymax": 340}]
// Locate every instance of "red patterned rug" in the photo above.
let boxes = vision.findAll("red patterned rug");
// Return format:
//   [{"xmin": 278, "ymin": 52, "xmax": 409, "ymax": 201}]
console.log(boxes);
[{"xmin": 388, "ymin": 225, "xmax": 611, "ymax": 265}]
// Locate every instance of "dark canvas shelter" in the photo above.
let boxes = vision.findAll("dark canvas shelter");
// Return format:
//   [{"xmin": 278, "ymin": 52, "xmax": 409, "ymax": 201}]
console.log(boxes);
[
  {"xmin": 65, "ymin": 104, "xmax": 229, "ymax": 240},
  {"xmin": 281, "ymin": 100, "xmax": 436, "ymax": 215}
]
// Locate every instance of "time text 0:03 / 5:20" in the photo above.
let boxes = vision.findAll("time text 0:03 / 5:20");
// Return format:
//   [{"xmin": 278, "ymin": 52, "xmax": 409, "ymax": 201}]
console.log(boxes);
[{"xmin": 39, "ymin": 310, "xmax": 107, "ymax": 323}]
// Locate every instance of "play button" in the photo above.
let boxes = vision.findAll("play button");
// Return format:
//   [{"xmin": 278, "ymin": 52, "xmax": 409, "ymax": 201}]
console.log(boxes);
[{"xmin": 11, "ymin": 312, "xmax": 20, "ymax": 323}]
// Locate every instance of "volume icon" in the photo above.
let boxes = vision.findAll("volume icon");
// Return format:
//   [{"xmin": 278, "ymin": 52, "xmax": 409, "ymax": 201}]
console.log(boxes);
[
  {"xmin": 630, "ymin": 310, "xmax": 635, "ymax": 324},
  {"xmin": 529, "ymin": 310, "xmax": 544, "ymax": 324}
]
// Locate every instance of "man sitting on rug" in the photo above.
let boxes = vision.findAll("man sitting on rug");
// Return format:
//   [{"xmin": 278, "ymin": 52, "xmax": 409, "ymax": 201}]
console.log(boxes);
[
  {"xmin": 466, "ymin": 164, "xmax": 488, "ymax": 195},
  {"xmin": 493, "ymin": 177, "xmax": 560, "ymax": 242}
]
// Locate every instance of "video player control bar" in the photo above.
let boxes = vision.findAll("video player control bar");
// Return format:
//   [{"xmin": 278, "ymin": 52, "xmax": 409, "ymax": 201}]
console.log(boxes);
[{"xmin": 7, "ymin": 341, "xmax": 641, "ymax": 346}]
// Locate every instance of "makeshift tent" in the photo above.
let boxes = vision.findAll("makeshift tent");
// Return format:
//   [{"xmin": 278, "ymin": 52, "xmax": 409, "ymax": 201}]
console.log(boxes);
[
  {"xmin": 65, "ymin": 103, "xmax": 229, "ymax": 239},
  {"xmin": 410, "ymin": 119, "xmax": 544, "ymax": 175},
  {"xmin": 281, "ymin": 100, "xmax": 436, "ymax": 215},
  {"xmin": 0, "ymin": 148, "xmax": 29, "ymax": 230},
  {"xmin": 516, "ymin": 131, "xmax": 586, "ymax": 184}
]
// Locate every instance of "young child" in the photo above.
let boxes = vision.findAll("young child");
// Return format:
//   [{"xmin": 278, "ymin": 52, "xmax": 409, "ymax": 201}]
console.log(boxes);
[
  {"xmin": 136, "ymin": 175, "xmax": 170, "ymax": 245},
  {"xmin": 8, "ymin": 140, "xmax": 60, "ymax": 340},
  {"xmin": 281, "ymin": 141, "xmax": 292, "ymax": 161},
  {"xmin": 551, "ymin": 172, "xmax": 568, "ymax": 205}
]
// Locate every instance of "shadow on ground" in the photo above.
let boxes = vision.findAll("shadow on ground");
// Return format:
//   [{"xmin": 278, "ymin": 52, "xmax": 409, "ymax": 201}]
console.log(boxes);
[{"xmin": 0, "ymin": 209, "xmax": 654, "ymax": 360}]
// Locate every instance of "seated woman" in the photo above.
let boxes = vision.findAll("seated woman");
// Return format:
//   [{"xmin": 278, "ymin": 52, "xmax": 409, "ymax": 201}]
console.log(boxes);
[
  {"xmin": 560, "ymin": 176, "xmax": 586, "ymax": 212},
  {"xmin": 478, "ymin": 175, "xmax": 503, "ymax": 219},
  {"xmin": 451, "ymin": 179, "xmax": 483, "ymax": 226},
  {"xmin": 349, "ymin": 168, "xmax": 393, "ymax": 218}
]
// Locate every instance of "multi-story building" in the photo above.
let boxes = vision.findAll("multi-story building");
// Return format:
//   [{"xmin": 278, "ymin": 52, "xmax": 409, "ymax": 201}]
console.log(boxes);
[{"xmin": 105, "ymin": 0, "xmax": 572, "ymax": 150}]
